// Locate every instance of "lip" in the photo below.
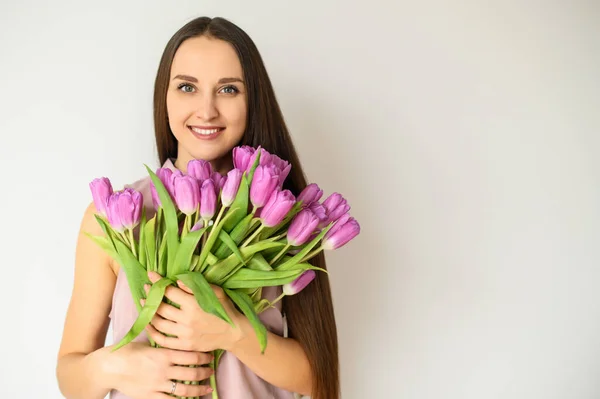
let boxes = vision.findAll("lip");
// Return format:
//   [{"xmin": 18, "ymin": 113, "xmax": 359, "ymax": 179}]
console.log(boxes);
[{"xmin": 188, "ymin": 125, "xmax": 225, "ymax": 141}]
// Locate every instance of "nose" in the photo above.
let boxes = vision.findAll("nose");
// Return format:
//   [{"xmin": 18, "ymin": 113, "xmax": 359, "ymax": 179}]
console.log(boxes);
[{"xmin": 195, "ymin": 94, "xmax": 218, "ymax": 121}]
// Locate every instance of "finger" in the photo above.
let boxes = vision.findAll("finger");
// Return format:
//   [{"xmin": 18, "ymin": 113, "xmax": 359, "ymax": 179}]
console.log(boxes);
[
  {"xmin": 151, "ymin": 314, "xmax": 181, "ymax": 337},
  {"xmin": 155, "ymin": 381, "xmax": 213, "ymax": 398},
  {"xmin": 163, "ymin": 348, "xmax": 213, "ymax": 366},
  {"xmin": 177, "ymin": 280, "xmax": 193, "ymax": 294},
  {"xmin": 148, "ymin": 270, "xmax": 161, "ymax": 283},
  {"xmin": 167, "ymin": 365, "xmax": 214, "ymax": 382},
  {"xmin": 155, "ymin": 300, "xmax": 183, "ymax": 322},
  {"xmin": 146, "ymin": 323, "xmax": 189, "ymax": 351},
  {"xmin": 210, "ymin": 284, "xmax": 226, "ymax": 299},
  {"xmin": 164, "ymin": 285, "xmax": 193, "ymax": 307}
]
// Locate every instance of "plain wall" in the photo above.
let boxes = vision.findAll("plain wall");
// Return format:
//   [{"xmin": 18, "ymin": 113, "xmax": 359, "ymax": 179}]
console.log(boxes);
[{"xmin": 1, "ymin": 1, "xmax": 599, "ymax": 398}]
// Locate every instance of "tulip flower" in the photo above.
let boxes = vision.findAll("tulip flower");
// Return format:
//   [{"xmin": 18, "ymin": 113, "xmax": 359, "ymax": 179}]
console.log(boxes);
[
  {"xmin": 308, "ymin": 202, "xmax": 328, "ymax": 223},
  {"xmin": 297, "ymin": 183, "xmax": 323, "ymax": 207},
  {"xmin": 283, "ymin": 270, "xmax": 316, "ymax": 295},
  {"xmin": 211, "ymin": 172, "xmax": 226, "ymax": 192},
  {"xmin": 221, "ymin": 169, "xmax": 244, "ymax": 207},
  {"xmin": 321, "ymin": 193, "xmax": 350, "ymax": 226},
  {"xmin": 269, "ymin": 154, "xmax": 291, "ymax": 187},
  {"xmin": 322, "ymin": 214, "xmax": 360, "ymax": 250},
  {"xmin": 89, "ymin": 177, "xmax": 113, "ymax": 217},
  {"xmin": 233, "ymin": 146, "xmax": 256, "ymax": 171},
  {"xmin": 173, "ymin": 175, "xmax": 200, "ymax": 215},
  {"xmin": 250, "ymin": 165, "xmax": 280, "ymax": 208},
  {"xmin": 200, "ymin": 179, "xmax": 217, "ymax": 221},
  {"xmin": 260, "ymin": 189, "xmax": 296, "ymax": 227},
  {"xmin": 287, "ymin": 209, "xmax": 321, "ymax": 246},
  {"xmin": 106, "ymin": 188, "xmax": 143, "ymax": 233},
  {"xmin": 151, "ymin": 168, "xmax": 180, "ymax": 208},
  {"xmin": 187, "ymin": 159, "xmax": 213, "ymax": 181}
]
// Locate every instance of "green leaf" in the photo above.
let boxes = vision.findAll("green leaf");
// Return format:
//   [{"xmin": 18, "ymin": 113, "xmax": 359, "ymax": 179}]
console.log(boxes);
[
  {"xmin": 172, "ymin": 226, "xmax": 207, "ymax": 276},
  {"xmin": 222, "ymin": 174, "xmax": 250, "ymax": 232},
  {"xmin": 203, "ymin": 241, "xmax": 286, "ymax": 285},
  {"xmin": 218, "ymin": 230, "xmax": 246, "ymax": 266},
  {"xmin": 224, "ymin": 288, "xmax": 267, "ymax": 353},
  {"xmin": 254, "ymin": 298, "xmax": 272, "ymax": 314},
  {"xmin": 113, "ymin": 239, "xmax": 151, "ymax": 312},
  {"xmin": 138, "ymin": 208, "xmax": 147, "ymax": 268},
  {"xmin": 247, "ymin": 253, "xmax": 273, "ymax": 271},
  {"xmin": 246, "ymin": 148, "xmax": 262, "ymax": 184},
  {"xmin": 157, "ymin": 231, "xmax": 168, "ymax": 276},
  {"xmin": 145, "ymin": 165, "xmax": 179, "ymax": 274},
  {"xmin": 222, "ymin": 268, "xmax": 303, "ymax": 290},
  {"xmin": 84, "ymin": 233, "xmax": 120, "ymax": 262},
  {"xmin": 144, "ymin": 217, "xmax": 157, "ymax": 272},
  {"xmin": 214, "ymin": 213, "xmax": 253, "ymax": 258},
  {"xmin": 197, "ymin": 209, "xmax": 241, "ymax": 273},
  {"xmin": 94, "ymin": 215, "xmax": 127, "ymax": 249},
  {"xmin": 276, "ymin": 262, "xmax": 328, "ymax": 274},
  {"xmin": 112, "ymin": 277, "xmax": 175, "ymax": 351},
  {"xmin": 274, "ymin": 224, "xmax": 333, "ymax": 270},
  {"xmin": 175, "ymin": 272, "xmax": 233, "ymax": 325}
]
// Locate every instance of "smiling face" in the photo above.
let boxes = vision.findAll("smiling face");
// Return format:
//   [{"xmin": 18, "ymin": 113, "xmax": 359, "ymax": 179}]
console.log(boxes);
[{"xmin": 166, "ymin": 35, "xmax": 247, "ymax": 174}]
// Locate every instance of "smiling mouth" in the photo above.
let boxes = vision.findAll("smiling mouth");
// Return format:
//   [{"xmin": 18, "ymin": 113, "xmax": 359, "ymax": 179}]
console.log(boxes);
[{"xmin": 188, "ymin": 126, "xmax": 225, "ymax": 136}]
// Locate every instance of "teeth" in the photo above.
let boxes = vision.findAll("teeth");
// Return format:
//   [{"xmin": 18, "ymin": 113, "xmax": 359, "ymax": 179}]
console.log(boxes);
[{"xmin": 191, "ymin": 127, "xmax": 221, "ymax": 135}]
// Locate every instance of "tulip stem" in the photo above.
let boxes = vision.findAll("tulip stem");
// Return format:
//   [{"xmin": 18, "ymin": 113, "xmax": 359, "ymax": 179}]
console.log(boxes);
[
  {"xmin": 241, "ymin": 224, "xmax": 265, "ymax": 248},
  {"xmin": 269, "ymin": 244, "xmax": 291, "ymax": 266},
  {"xmin": 127, "ymin": 229, "xmax": 137, "ymax": 258},
  {"xmin": 299, "ymin": 245, "xmax": 323, "ymax": 263},
  {"xmin": 270, "ymin": 292, "xmax": 285, "ymax": 308}
]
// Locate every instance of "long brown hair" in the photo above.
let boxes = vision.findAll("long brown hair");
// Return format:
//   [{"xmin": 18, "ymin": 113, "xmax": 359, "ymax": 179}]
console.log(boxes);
[{"xmin": 153, "ymin": 17, "xmax": 339, "ymax": 399}]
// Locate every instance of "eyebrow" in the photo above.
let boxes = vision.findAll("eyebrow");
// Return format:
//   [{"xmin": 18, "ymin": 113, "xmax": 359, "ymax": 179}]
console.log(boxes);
[{"xmin": 172, "ymin": 74, "xmax": 244, "ymax": 84}]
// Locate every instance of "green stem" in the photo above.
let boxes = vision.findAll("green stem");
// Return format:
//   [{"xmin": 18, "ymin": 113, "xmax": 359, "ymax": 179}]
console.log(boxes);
[
  {"xmin": 269, "ymin": 243, "xmax": 291, "ymax": 266},
  {"xmin": 210, "ymin": 350, "xmax": 219, "ymax": 398},
  {"xmin": 270, "ymin": 292, "xmax": 285, "ymax": 308},
  {"xmin": 241, "ymin": 224, "xmax": 265, "ymax": 248},
  {"xmin": 299, "ymin": 245, "xmax": 324, "ymax": 263}
]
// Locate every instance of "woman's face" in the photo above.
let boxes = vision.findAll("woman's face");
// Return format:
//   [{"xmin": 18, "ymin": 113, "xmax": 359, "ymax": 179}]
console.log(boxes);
[{"xmin": 167, "ymin": 36, "xmax": 247, "ymax": 174}]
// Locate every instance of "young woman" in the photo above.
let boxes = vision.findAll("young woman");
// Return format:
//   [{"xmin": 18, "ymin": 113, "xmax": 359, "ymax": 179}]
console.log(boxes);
[{"xmin": 56, "ymin": 16, "xmax": 339, "ymax": 399}]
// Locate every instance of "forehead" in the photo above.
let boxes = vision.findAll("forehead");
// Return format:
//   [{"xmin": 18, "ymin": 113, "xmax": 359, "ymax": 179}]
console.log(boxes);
[{"xmin": 170, "ymin": 36, "xmax": 243, "ymax": 80}]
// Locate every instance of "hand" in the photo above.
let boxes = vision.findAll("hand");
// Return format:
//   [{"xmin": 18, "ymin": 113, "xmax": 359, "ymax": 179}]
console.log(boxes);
[
  {"xmin": 143, "ymin": 271, "xmax": 248, "ymax": 353},
  {"xmin": 108, "ymin": 341, "xmax": 214, "ymax": 398}
]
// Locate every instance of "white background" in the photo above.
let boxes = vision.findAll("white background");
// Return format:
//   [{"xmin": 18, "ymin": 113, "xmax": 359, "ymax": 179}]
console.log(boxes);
[{"xmin": 1, "ymin": 1, "xmax": 599, "ymax": 398}]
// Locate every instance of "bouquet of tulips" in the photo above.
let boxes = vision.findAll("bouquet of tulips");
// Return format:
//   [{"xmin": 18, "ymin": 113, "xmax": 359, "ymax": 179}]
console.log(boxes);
[{"xmin": 86, "ymin": 146, "xmax": 360, "ymax": 398}]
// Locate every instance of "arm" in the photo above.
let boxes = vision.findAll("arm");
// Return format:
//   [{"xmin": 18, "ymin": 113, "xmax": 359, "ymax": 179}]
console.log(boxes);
[
  {"xmin": 230, "ymin": 317, "xmax": 312, "ymax": 396},
  {"xmin": 56, "ymin": 202, "xmax": 119, "ymax": 399}
]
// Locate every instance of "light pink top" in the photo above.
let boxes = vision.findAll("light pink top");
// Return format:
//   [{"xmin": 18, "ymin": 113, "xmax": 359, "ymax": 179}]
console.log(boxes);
[{"xmin": 108, "ymin": 159, "xmax": 296, "ymax": 399}]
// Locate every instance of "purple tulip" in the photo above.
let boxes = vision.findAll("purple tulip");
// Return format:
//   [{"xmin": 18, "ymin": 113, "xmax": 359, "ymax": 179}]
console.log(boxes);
[
  {"xmin": 321, "ymin": 193, "xmax": 350, "ymax": 226},
  {"xmin": 260, "ymin": 189, "xmax": 296, "ymax": 227},
  {"xmin": 270, "ymin": 154, "xmax": 291, "ymax": 187},
  {"xmin": 173, "ymin": 175, "xmax": 200, "ymax": 215},
  {"xmin": 211, "ymin": 172, "xmax": 226, "ymax": 192},
  {"xmin": 151, "ymin": 168, "xmax": 179, "ymax": 208},
  {"xmin": 250, "ymin": 165, "xmax": 280, "ymax": 208},
  {"xmin": 308, "ymin": 202, "xmax": 328, "ymax": 222},
  {"xmin": 89, "ymin": 177, "xmax": 113, "ymax": 217},
  {"xmin": 200, "ymin": 179, "xmax": 217, "ymax": 220},
  {"xmin": 298, "ymin": 184, "xmax": 323, "ymax": 207},
  {"xmin": 283, "ymin": 270, "xmax": 316, "ymax": 295},
  {"xmin": 222, "ymin": 168, "xmax": 243, "ymax": 207},
  {"xmin": 187, "ymin": 159, "xmax": 213, "ymax": 181},
  {"xmin": 287, "ymin": 209, "xmax": 321, "ymax": 246},
  {"xmin": 322, "ymin": 214, "xmax": 360, "ymax": 250},
  {"xmin": 233, "ymin": 146, "xmax": 256, "ymax": 171},
  {"xmin": 106, "ymin": 188, "xmax": 143, "ymax": 232}
]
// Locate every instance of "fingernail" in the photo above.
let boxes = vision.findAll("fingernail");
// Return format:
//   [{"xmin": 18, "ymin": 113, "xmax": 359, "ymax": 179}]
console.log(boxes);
[
  {"xmin": 140, "ymin": 299, "xmax": 145, "ymax": 306},
  {"xmin": 144, "ymin": 284, "xmax": 150, "ymax": 291},
  {"xmin": 207, "ymin": 388, "xmax": 213, "ymax": 393}
]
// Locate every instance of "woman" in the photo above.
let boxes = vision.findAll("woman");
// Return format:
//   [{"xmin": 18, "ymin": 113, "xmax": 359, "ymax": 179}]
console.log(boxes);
[{"xmin": 56, "ymin": 16, "xmax": 339, "ymax": 399}]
